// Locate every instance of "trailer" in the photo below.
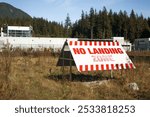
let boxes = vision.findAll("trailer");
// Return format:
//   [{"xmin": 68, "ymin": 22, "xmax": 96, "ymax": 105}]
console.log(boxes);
[{"xmin": 134, "ymin": 38, "xmax": 150, "ymax": 51}]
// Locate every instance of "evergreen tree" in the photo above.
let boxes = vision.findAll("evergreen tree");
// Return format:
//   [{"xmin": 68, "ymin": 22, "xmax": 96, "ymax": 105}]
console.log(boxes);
[
  {"xmin": 122, "ymin": 11, "xmax": 129, "ymax": 39},
  {"xmin": 65, "ymin": 13, "xmax": 72, "ymax": 37},
  {"xmin": 128, "ymin": 10, "xmax": 137, "ymax": 43},
  {"xmin": 89, "ymin": 8, "xmax": 95, "ymax": 39},
  {"xmin": 101, "ymin": 7, "xmax": 111, "ymax": 38},
  {"xmin": 148, "ymin": 17, "xmax": 150, "ymax": 27}
]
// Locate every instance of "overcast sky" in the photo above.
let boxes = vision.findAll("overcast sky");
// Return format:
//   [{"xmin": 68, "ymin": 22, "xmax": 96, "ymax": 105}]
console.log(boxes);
[{"xmin": 1, "ymin": 0, "xmax": 150, "ymax": 23}]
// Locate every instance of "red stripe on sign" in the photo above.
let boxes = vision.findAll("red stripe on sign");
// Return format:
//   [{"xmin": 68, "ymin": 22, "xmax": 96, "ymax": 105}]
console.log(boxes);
[
  {"xmin": 89, "ymin": 41, "xmax": 92, "ymax": 46},
  {"xmin": 106, "ymin": 64, "xmax": 109, "ymax": 70},
  {"xmin": 116, "ymin": 64, "xmax": 119, "ymax": 69},
  {"xmin": 69, "ymin": 41, "xmax": 72, "ymax": 46},
  {"xmin": 85, "ymin": 65, "xmax": 88, "ymax": 71},
  {"xmin": 104, "ymin": 42, "xmax": 106, "ymax": 46},
  {"xmin": 96, "ymin": 65, "xmax": 99, "ymax": 70},
  {"xmin": 74, "ymin": 41, "xmax": 78, "ymax": 46},
  {"xmin": 80, "ymin": 41, "xmax": 83, "ymax": 46},
  {"xmin": 90, "ymin": 65, "xmax": 94, "ymax": 71},
  {"xmin": 99, "ymin": 42, "xmax": 102, "ymax": 46},
  {"xmin": 108, "ymin": 42, "xmax": 111, "ymax": 46},
  {"xmin": 120, "ymin": 64, "xmax": 124, "ymax": 69},
  {"xmin": 112, "ymin": 42, "xmax": 115, "ymax": 46},
  {"xmin": 79, "ymin": 65, "xmax": 83, "ymax": 72},
  {"xmin": 129, "ymin": 63, "xmax": 133, "ymax": 69},
  {"xmin": 94, "ymin": 41, "xmax": 97, "ymax": 46},
  {"xmin": 125, "ymin": 63, "xmax": 129, "ymax": 69},
  {"xmin": 111, "ymin": 64, "xmax": 114, "ymax": 70},
  {"xmin": 116, "ymin": 42, "xmax": 119, "ymax": 46},
  {"xmin": 85, "ymin": 41, "xmax": 87, "ymax": 45},
  {"xmin": 101, "ymin": 64, "xmax": 104, "ymax": 70}
]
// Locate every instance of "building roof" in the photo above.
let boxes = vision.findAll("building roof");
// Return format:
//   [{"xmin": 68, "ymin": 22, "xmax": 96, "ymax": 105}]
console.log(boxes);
[{"xmin": 7, "ymin": 26, "xmax": 32, "ymax": 31}]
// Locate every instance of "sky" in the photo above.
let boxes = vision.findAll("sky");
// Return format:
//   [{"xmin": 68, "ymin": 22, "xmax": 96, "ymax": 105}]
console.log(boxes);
[{"xmin": 0, "ymin": 0, "xmax": 150, "ymax": 23}]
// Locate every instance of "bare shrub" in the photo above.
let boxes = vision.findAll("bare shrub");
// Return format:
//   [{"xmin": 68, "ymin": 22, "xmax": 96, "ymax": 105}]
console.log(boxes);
[{"xmin": 0, "ymin": 49, "xmax": 12, "ymax": 80}]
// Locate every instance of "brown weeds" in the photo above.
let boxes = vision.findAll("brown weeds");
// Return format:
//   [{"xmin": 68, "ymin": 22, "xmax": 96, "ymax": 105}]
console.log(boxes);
[{"xmin": 0, "ymin": 50, "xmax": 149, "ymax": 99}]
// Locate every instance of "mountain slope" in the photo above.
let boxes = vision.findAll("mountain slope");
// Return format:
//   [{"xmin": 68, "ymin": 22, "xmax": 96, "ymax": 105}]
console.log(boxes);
[{"xmin": 0, "ymin": 2, "xmax": 31, "ymax": 19}]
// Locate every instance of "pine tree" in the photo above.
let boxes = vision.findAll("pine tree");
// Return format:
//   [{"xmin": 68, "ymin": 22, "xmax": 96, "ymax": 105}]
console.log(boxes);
[
  {"xmin": 148, "ymin": 17, "xmax": 150, "ymax": 27},
  {"xmin": 128, "ymin": 10, "xmax": 137, "ymax": 43},
  {"xmin": 89, "ymin": 8, "xmax": 95, "ymax": 39},
  {"xmin": 65, "ymin": 13, "xmax": 72, "ymax": 37},
  {"xmin": 101, "ymin": 7, "xmax": 111, "ymax": 38},
  {"xmin": 122, "ymin": 11, "xmax": 129, "ymax": 39}
]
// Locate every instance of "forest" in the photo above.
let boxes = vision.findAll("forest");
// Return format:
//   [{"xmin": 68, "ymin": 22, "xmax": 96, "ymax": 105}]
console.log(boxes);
[{"xmin": 0, "ymin": 7, "xmax": 150, "ymax": 43}]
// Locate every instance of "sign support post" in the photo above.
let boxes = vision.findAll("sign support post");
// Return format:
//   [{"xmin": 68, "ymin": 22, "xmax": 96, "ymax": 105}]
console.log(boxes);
[
  {"xmin": 62, "ymin": 48, "xmax": 65, "ymax": 79},
  {"xmin": 111, "ymin": 70, "xmax": 113, "ymax": 78},
  {"xmin": 69, "ymin": 53, "xmax": 72, "ymax": 81}
]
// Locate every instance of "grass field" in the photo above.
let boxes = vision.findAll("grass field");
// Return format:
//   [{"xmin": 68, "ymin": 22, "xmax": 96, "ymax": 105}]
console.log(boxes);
[{"xmin": 0, "ymin": 50, "xmax": 150, "ymax": 100}]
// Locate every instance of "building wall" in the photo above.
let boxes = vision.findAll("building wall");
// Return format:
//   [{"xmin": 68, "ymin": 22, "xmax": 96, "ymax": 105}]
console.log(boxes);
[
  {"xmin": 0, "ymin": 36, "xmax": 133, "ymax": 52},
  {"xmin": 0, "ymin": 37, "xmax": 78, "ymax": 51}
]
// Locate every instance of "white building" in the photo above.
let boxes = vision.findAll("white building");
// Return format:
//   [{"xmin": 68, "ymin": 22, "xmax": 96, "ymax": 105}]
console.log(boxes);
[
  {"xmin": 134, "ymin": 38, "xmax": 150, "ymax": 51},
  {"xmin": 112, "ymin": 37, "xmax": 132, "ymax": 51},
  {"xmin": 1, "ymin": 25, "xmax": 32, "ymax": 37},
  {"xmin": 0, "ymin": 26, "xmax": 132, "ymax": 52},
  {"xmin": 0, "ymin": 25, "xmax": 79, "ymax": 52}
]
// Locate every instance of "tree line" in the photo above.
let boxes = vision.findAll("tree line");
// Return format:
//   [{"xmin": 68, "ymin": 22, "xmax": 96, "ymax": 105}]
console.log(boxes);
[
  {"xmin": 0, "ymin": 17, "xmax": 67, "ymax": 37},
  {"xmin": 72, "ymin": 7, "xmax": 150, "ymax": 43},
  {"xmin": 0, "ymin": 7, "xmax": 150, "ymax": 43}
]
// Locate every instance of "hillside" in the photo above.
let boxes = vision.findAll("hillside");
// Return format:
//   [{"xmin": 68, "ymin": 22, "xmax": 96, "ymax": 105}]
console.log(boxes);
[{"xmin": 0, "ymin": 2, "xmax": 31, "ymax": 19}]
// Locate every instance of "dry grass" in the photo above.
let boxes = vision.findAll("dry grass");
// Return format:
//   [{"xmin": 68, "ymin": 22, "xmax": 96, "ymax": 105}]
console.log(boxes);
[{"xmin": 0, "ymin": 50, "xmax": 150, "ymax": 100}]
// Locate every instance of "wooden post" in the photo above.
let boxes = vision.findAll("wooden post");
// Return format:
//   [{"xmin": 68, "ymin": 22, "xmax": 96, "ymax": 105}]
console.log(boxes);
[
  {"xmin": 62, "ymin": 48, "xmax": 64, "ymax": 79},
  {"xmin": 111, "ymin": 70, "xmax": 113, "ymax": 79},
  {"xmin": 69, "ymin": 54, "xmax": 72, "ymax": 81}
]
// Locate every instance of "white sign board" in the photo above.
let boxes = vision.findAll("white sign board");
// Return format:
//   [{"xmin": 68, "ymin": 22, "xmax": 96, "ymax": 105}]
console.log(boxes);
[{"xmin": 67, "ymin": 40, "xmax": 135, "ymax": 72}]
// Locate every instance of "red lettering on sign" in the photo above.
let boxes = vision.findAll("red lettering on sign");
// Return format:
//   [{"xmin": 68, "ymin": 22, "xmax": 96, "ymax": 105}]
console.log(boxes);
[
  {"xmin": 104, "ymin": 48, "xmax": 110, "ymax": 54},
  {"xmin": 73, "ymin": 48, "xmax": 86, "ymax": 54},
  {"xmin": 117, "ymin": 48, "xmax": 124, "ymax": 54},
  {"xmin": 98, "ymin": 48, "xmax": 105, "ymax": 54},
  {"xmin": 87, "ymin": 48, "xmax": 124, "ymax": 54},
  {"xmin": 87, "ymin": 48, "xmax": 93, "ymax": 54},
  {"xmin": 92, "ymin": 55, "xmax": 114, "ymax": 62},
  {"xmin": 93, "ymin": 48, "xmax": 99, "ymax": 54}
]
